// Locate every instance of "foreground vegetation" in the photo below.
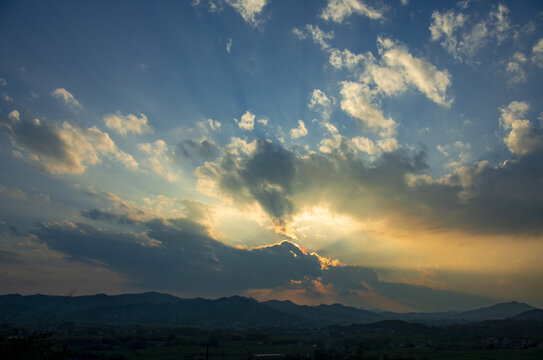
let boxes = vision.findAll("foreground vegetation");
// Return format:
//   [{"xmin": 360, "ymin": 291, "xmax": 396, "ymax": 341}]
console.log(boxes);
[{"xmin": 2, "ymin": 319, "xmax": 542, "ymax": 359}]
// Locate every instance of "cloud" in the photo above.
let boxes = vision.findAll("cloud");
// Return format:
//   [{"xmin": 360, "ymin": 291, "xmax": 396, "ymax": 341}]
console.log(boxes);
[
  {"xmin": 0, "ymin": 113, "xmax": 137, "ymax": 174},
  {"xmin": 31, "ymin": 215, "xmax": 490, "ymax": 311},
  {"xmin": 339, "ymin": 81, "xmax": 396, "ymax": 135},
  {"xmin": 197, "ymin": 139, "xmax": 543, "ymax": 236},
  {"xmin": 0, "ymin": 78, "xmax": 6, "ymax": 86},
  {"xmin": 375, "ymin": 37, "xmax": 452, "ymax": 106},
  {"xmin": 226, "ymin": 37, "xmax": 232, "ymax": 53},
  {"xmin": 290, "ymin": 120, "xmax": 308, "ymax": 139},
  {"xmin": 506, "ymin": 52, "xmax": 527, "ymax": 85},
  {"xmin": 225, "ymin": 0, "xmax": 268, "ymax": 26},
  {"xmin": 429, "ymin": 4, "xmax": 512, "ymax": 63},
  {"xmin": 328, "ymin": 38, "xmax": 452, "ymax": 133},
  {"xmin": 308, "ymin": 89, "xmax": 332, "ymax": 120},
  {"xmin": 235, "ymin": 110, "xmax": 255, "ymax": 130},
  {"xmin": 103, "ymin": 112, "xmax": 152, "ymax": 135},
  {"xmin": 320, "ymin": 0, "xmax": 384, "ymax": 23},
  {"xmin": 175, "ymin": 139, "xmax": 219, "ymax": 161},
  {"xmin": 139, "ymin": 140, "xmax": 181, "ymax": 182},
  {"xmin": 499, "ymin": 101, "xmax": 543, "ymax": 156},
  {"xmin": 51, "ymin": 88, "xmax": 82, "ymax": 109},
  {"xmin": 532, "ymin": 38, "xmax": 543, "ymax": 68},
  {"xmin": 292, "ymin": 25, "xmax": 334, "ymax": 50}
]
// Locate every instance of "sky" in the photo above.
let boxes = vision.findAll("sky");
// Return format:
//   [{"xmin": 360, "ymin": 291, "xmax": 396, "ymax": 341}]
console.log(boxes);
[{"xmin": 1, "ymin": 0, "xmax": 542, "ymax": 312}]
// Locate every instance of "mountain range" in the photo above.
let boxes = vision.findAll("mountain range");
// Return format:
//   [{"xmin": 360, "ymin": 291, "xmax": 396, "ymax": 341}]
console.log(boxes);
[{"xmin": 0, "ymin": 292, "xmax": 540, "ymax": 328}]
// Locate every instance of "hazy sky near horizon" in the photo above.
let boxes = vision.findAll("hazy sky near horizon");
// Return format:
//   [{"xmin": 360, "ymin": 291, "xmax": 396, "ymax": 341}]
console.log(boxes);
[{"xmin": 1, "ymin": 0, "xmax": 543, "ymax": 312}]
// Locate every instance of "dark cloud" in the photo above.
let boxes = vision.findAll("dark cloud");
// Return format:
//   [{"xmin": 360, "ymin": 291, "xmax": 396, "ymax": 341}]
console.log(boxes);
[
  {"xmin": 81, "ymin": 209, "xmax": 136, "ymax": 225},
  {"xmin": 32, "ymin": 217, "xmax": 491, "ymax": 311},
  {"xmin": 175, "ymin": 139, "xmax": 219, "ymax": 162},
  {"xmin": 197, "ymin": 139, "xmax": 543, "ymax": 235}
]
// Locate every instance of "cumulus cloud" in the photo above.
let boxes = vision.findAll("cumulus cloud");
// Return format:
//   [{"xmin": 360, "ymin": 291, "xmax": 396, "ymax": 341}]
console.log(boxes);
[
  {"xmin": 139, "ymin": 140, "xmax": 181, "ymax": 182},
  {"xmin": 225, "ymin": 0, "xmax": 268, "ymax": 26},
  {"xmin": 499, "ymin": 101, "xmax": 543, "ymax": 156},
  {"xmin": 429, "ymin": 3, "xmax": 512, "ymax": 63},
  {"xmin": 0, "ymin": 113, "xmax": 137, "ymax": 174},
  {"xmin": 51, "ymin": 88, "xmax": 82, "ymax": 109},
  {"xmin": 103, "ymin": 112, "xmax": 152, "ymax": 135},
  {"xmin": 292, "ymin": 25, "xmax": 334, "ymax": 50},
  {"xmin": 235, "ymin": 110, "xmax": 256, "ymax": 130},
  {"xmin": 290, "ymin": 120, "xmax": 308, "ymax": 139},
  {"xmin": 320, "ymin": 0, "xmax": 384, "ymax": 23}
]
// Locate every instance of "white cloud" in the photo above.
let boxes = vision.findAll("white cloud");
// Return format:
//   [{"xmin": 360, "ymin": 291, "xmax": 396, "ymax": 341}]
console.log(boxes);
[
  {"xmin": 226, "ymin": 38, "xmax": 232, "ymax": 53},
  {"xmin": 499, "ymin": 101, "xmax": 543, "ymax": 156},
  {"xmin": 308, "ymin": 89, "xmax": 332, "ymax": 120},
  {"xmin": 320, "ymin": 0, "xmax": 384, "ymax": 23},
  {"xmin": 226, "ymin": 0, "xmax": 268, "ymax": 26},
  {"xmin": 339, "ymin": 81, "xmax": 396, "ymax": 136},
  {"xmin": 329, "ymin": 48, "xmax": 366, "ymax": 70},
  {"xmin": 257, "ymin": 117, "xmax": 268, "ymax": 126},
  {"xmin": 8, "ymin": 110, "xmax": 20, "ymax": 122},
  {"xmin": 103, "ymin": 112, "xmax": 152, "ymax": 135},
  {"xmin": 51, "ymin": 88, "xmax": 82, "ymax": 109},
  {"xmin": 429, "ymin": 4, "xmax": 512, "ymax": 63},
  {"xmin": 207, "ymin": 118, "xmax": 222, "ymax": 130},
  {"xmin": 0, "ymin": 78, "xmax": 6, "ymax": 86},
  {"xmin": 323, "ymin": 122, "xmax": 338, "ymax": 134},
  {"xmin": 290, "ymin": 120, "xmax": 308, "ymax": 139},
  {"xmin": 227, "ymin": 137, "xmax": 257, "ymax": 155},
  {"xmin": 352, "ymin": 136, "xmax": 377, "ymax": 154},
  {"xmin": 506, "ymin": 54, "xmax": 527, "ymax": 84},
  {"xmin": 330, "ymin": 38, "xmax": 452, "ymax": 109},
  {"xmin": 138, "ymin": 140, "xmax": 180, "ymax": 182},
  {"xmin": 236, "ymin": 110, "xmax": 255, "ymax": 130},
  {"xmin": 352, "ymin": 136, "xmax": 398, "ymax": 154},
  {"xmin": 532, "ymin": 38, "xmax": 543, "ymax": 68},
  {"xmin": 376, "ymin": 37, "xmax": 452, "ymax": 106},
  {"xmin": 292, "ymin": 25, "xmax": 334, "ymax": 50}
]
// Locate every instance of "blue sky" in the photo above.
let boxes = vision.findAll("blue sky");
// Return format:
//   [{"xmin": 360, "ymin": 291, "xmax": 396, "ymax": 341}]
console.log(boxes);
[{"xmin": 1, "ymin": 0, "xmax": 543, "ymax": 312}]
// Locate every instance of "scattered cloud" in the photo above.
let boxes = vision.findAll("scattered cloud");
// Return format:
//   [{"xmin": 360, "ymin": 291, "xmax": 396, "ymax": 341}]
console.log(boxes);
[
  {"xmin": 290, "ymin": 120, "xmax": 308, "ymax": 139},
  {"xmin": 225, "ymin": 0, "xmax": 268, "ymax": 26},
  {"xmin": 103, "ymin": 112, "xmax": 153, "ymax": 135},
  {"xmin": 51, "ymin": 88, "xmax": 82, "ymax": 109},
  {"xmin": 292, "ymin": 25, "xmax": 334, "ymax": 50},
  {"xmin": 235, "ymin": 110, "xmax": 256, "ymax": 130},
  {"xmin": 320, "ymin": 0, "xmax": 384, "ymax": 23},
  {"xmin": 0, "ymin": 78, "xmax": 6, "ymax": 86},
  {"xmin": 429, "ymin": 3, "xmax": 513, "ymax": 63}
]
